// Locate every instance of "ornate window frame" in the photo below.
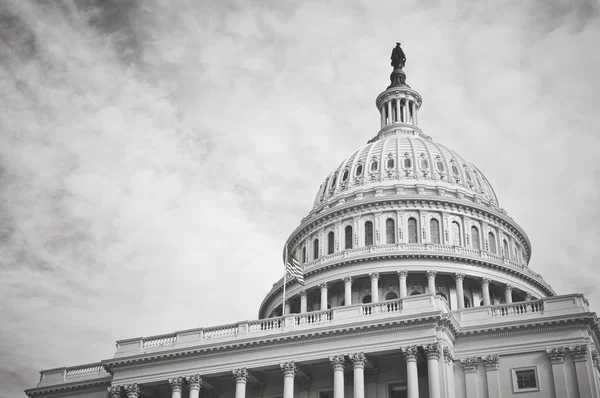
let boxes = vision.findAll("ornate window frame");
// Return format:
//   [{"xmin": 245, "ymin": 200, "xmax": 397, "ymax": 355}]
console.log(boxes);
[{"xmin": 511, "ymin": 366, "xmax": 540, "ymax": 393}]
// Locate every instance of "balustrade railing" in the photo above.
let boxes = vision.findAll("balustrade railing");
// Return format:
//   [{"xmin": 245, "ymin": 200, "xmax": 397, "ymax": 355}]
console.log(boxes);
[
  {"xmin": 491, "ymin": 300, "xmax": 544, "ymax": 317},
  {"xmin": 294, "ymin": 309, "xmax": 332, "ymax": 325},
  {"xmin": 204, "ymin": 324, "xmax": 239, "ymax": 339},
  {"xmin": 361, "ymin": 299, "xmax": 402, "ymax": 315},
  {"xmin": 142, "ymin": 333, "xmax": 177, "ymax": 348},
  {"xmin": 248, "ymin": 317, "xmax": 283, "ymax": 332},
  {"xmin": 65, "ymin": 364, "xmax": 105, "ymax": 377}
]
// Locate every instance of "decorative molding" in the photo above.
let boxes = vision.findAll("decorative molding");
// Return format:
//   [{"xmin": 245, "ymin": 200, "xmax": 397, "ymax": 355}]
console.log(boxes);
[
  {"xmin": 426, "ymin": 270, "xmax": 437, "ymax": 279},
  {"xmin": 349, "ymin": 352, "xmax": 367, "ymax": 369},
  {"xmin": 169, "ymin": 377, "xmax": 184, "ymax": 392},
  {"xmin": 571, "ymin": 345, "xmax": 589, "ymax": 362},
  {"xmin": 482, "ymin": 354, "xmax": 499, "ymax": 370},
  {"xmin": 319, "ymin": 283, "xmax": 329, "ymax": 291},
  {"xmin": 454, "ymin": 273, "xmax": 465, "ymax": 282},
  {"xmin": 424, "ymin": 343, "xmax": 440, "ymax": 360},
  {"xmin": 402, "ymin": 345, "xmax": 419, "ymax": 362},
  {"xmin": 592, "ymin": 351, "xmax": 600, "ymax": 371},
  {"xmin": 280, "ymin": 362, "xmax": 296, "ymax": 377},
  {"xmin": 481, "ymin": 277, "xmax": 490, "ymax": 286},
  {"xmin": 369, "ymin": 272, "xmax": 379, "ymax": 281},
  {"xmin": 461, "ymin": 357, "xmax": 478, "ymax": 373},
  {"xmin": 329, "ymin": 354, "xmax": 346, "ymax": 371},
  {"xmin": 443, "ymin": 347, "xmax": 454, "ymax": 364},
  {"xmin": 232, "ymin": 368, "xmax": 248, "ymax": 383},
  {"xmin": 546, "ymin": 347, "xmax": 566, "ymax": 364},
  {"xmin": 342, "ymin": 276, "xmax": 353, "ymax": 285},
  {"xmin": 398, "ymin": 270, "xmax": 408, "ymax": 278}
]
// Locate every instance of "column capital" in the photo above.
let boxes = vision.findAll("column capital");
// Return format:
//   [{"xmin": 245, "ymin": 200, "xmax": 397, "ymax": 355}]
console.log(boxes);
[
  {"xmin": 369, "ymin": 272, "xmax": 379, "ymax": 281},
  {"xmin": 124, "ymin": 384, "xmax": 139, "ymax": 398},
  {"xmin": 232, "ymin": 368, "xmax": 249, "ymax": 383},
  {"xmin": 107, "ymin": 386, "xmax": 122, "ymax": 398},
  {"xmin": 481, "ymin": 277, "xmax": 491, "ymax": 286},
  {"xmin": 442, "ymin": 347, "xmax": 454, "ymax": 364},
  {"xmin": 547, "ymin": 347, "xmax": 566, "ymax": 364},
  {"xmin": 169, "ymin": 377, "xmax": 184, "ymax": 392},
  {"xmin": 186, "ymin": 374, "xmax": 202, "ymax": 390},
  {"xmin": 299, "ymin": 290, "xmax": 307, "ymax": 298},
  {"xmin": 349, "ymin": 352, "xmax": 367, "ymax": 369},
  {"xmin": 482, "ymin": 354, "xmax": 499, "ymax": 370},
  {"xmin": 423, "ymin": 343, "xmax": 440, "ymax": 360},
  {"xmin": 460, "ymin": 357, "xmax": 478, "ymax": 373},
  {"xmin": 504, "ymin": 284, "xmax": 513, "ymax": 292},
  {"xmin": 318, "ymin": 283, "xmax": 329, "ymax": 291},
  {"xmin": 295, "ymin": 376, "xmax": 311, "ymax": 391},
  {"xmin": 329, "ymin": 354, "xmax": 346, "ymax": 371},
  {"xmin": 426, "ymin": 270, "xmax": 437, "ymax": 279},
  {"xmin": 571, "ymin": 345, "xmax": 589, "ymax": 362},
  {"xmin": 401, "ymin": 345, "xmax": 419, "ymax": 362},
  {"xmin": 454, "ymin": 273, "xmax": 465, "ymax": 282},
  {"xmin": 525, "ymin": 292, "xmax": 532, "ymax": 300},
  {"xmin": 398, "ymin": 270, "xmax": 408, "ymax": 278},
  {"xmin": 342, "ymin": 276, "xmax": 353, "ymax": 285},
  {"xmin": 280, "ymin": 362, "xmax": 296, "ymax": 377},
  {"xmin": 592, "ymin": 352, "xmax": 600, "ymax": 371}
]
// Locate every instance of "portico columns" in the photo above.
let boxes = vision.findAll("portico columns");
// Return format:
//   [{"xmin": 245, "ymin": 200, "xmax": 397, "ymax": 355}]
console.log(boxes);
[
  {"xmin": 299, "ymin": 290, "xmax": 307, "ymax": 313},
  {"xmin": 330, "ymin": 355, "xmax": 346, "ymax": 398},
  {"xmin": 369, "ymin": 272, "xmax": 379, "ymax": 302},
  {"xmin": 455, "ymin": 273, "xmax": 465, "ymax": 309},
  {"xmin": 481, "ymin": 278, "xmax": 491, "ymax": 306},
  {"xmin": 387, "ymin": 101, "xmax": 392, "ymax": 125},
  {"xmin": 402, "ymin": 346, "xmax": 419, "ymax": 398},
  {"xmin": 504, "ymin": 284, "xmax": 513, "ymax": 304},
  {"xmin": 343, "ymin": 277, "xmax": 353, "ymax": 306},
  {"xmin": 349, "ymin": 353, "xmax": 366, "ymax": 398},
  {"xmin": 232, "ymin": 368, "xmax": 248, "ymax": 398},
  {"xmin": 547, "ymin": 347, "xmax": 570, "ymax": 398},
  {"xmin": 426, "ymin": 270, "xmax": 437, "ymax": 295},
  {"xmin": 169, "ymin": 378, "xmax": 183, "ymax": 398},
  {"xmin": 319, "ymin": 283, "xmax": 329, "ymax": 310},
  {"xmin": 398, "ymin": 270, "xmax": 408, "ymax": 298},
  {"xmin": 424, "ymin": 343, "xmax": 441, "ymax": 398},
  {"xmin": 187, "ymin": 375, "xmax": 202, "ymax": 398},
  {"xmin": 395, "ymin": 99, "xmax": 401, "ymax": 123},
  {"xmin": 280, "ymin": 362, "xmax": 296, "ymax": 398}
]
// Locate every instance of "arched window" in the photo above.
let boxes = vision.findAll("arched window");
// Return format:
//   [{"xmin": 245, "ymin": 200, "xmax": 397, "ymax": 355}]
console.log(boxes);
[
  {"xmin": 356, "ymin": 164, "xmax": 363, "ymax": 176},
  {"xmin": 385, "ymin": 292, "xmax": 398, "ymax": 300},
  {"xmin": 513, "ymin": 246, "xmax": 518, "ymax": 260},
  {"xmin": 370, "ymin": 161, "xmax": 378, "ymax": 172},
  {"xmin": 362, "ymin": 295, "xmax": 372, "ymax": 304},
  {"xmin": 404, "ymin": 158, "xmax": 412, "ymax": 169},
  {"xmin": 313, "ymin": 238, "xmax": 319, "ymax": 259},
  {"xmin": 503, "ymin": 239, "xmax": 509, "ymax": 257},
  {"xmin": 488, "ymin": 232, "xmax": 497, "ymax": 254},
  {"xmin": 471, "ymin": 226, "xmax": 481, "ymax": 250},
  {"xmin": 365, "ymin": 221, "xmax": 374, "ymax": 246},
  {"xmin": 387, "ymin": 158, "xmax": 395, "ymax": 169},
  {"xmin": 452, "ymin": 221, "xmax": 461, "ymax": 245},
  {"xmin": 342, "ymin": 170, "xmax": 349, "ymax": 182},
  {"xmin": 344, "ymin": 225, "xmax": 353, "ymax": 250},
  {"xmin": 301, "ymin": 246, "xmax": 306, "ymax": 264},
  {"xmin": 408, "ymin": 217, "xmax": 418, "ymax": 243},
  {"xmin": 436, "ymin": 160, "xmax": 445, "ymax": 173},
  {"xmin": 327, "ymin": 231, "xmax": 334, "ymax": 255},
  {"xmin": 429, "ymin": 219, "xmax": 440, "ymax": 244},
  {"xmin": 386, "ymin": 218, "xmax": 395, "ymax": 244}
]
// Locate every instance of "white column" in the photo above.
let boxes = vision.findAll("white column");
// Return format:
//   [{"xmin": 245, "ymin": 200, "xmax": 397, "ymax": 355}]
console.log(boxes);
[
  {"xmin": 461, "ymin": 358, "xmax": 479, "ymax": 398},
  {"xmin": 125, "ymin": 384, "xmax": 139, "ymax": 398},
  {"xmin": 369, "ymin": 272, "xmax": 379, "ymax": 302},
  {"xmin": 402, "ymin": 346, "xmax": 419, "ymax": 398},
  {"xmin": 169, "ymin": 378, "xmax": 183, "ymax": 398},
  {"xmin": 395, "ymin": 99, "xmax": 401, "ymax": 123},
  {"xmin": 455, "ymin": 273, "xmax": 465, "ymax": 309},
  {"xmin": 426, "ymin": 270, "xmax": 436, "ymax": 294},
  {"xmin": 380, "ymin": 105, "xmax": 386, "ymax": 128},
  {"xmin": 398, "ymin": 270, "xmax": 408, "ymax": 298},
  {"xmin": 547, "ymin": 348, "xmax": 570, "ymax": 398},
  {"xmin": 424, "ymin": 344, "xmax": 441, "ymax": 398},
  {"xmin": 299, "ymin": 291, "xmax": 307, "ymax": 313},
  {"xmin": 319, "ymin": 283, "xmax": 328, "ymax": 310},
  {"xmin": 284, "ymin": 300, "xmax": 291, "ymax": 315},
  {"xmin": 349, "ymin": 353, "xmax": 366, "ymax": 398},
  {"xmin": 343, "ymin": 277, "xmax": 353, "ymax": 306},
  {"xmin": 413, "ymin": 102, "xmax": 418, "ymax": 126},
  {"xmin": 330, "ymin": 355, "xmax": 345, "ymax": 398},
  {"xmin": 482, "ymin": 355, "xmax": 501, "ymax": 398},
  {"xmin": 232, "ymin": 369, "xmax": 248, "ymax": 398},
  {"xmin": 481, "ymin": 278, "xmax": 491, "ymax": 306},
  {"xmin": 387, "ymin": 101, "xmax": 392, "ymax": 125},
  {"xmin": 504, "ymin": 284, "xmax": 513, "ymax": 304},
  {"xmin": 443, "ymin": 348, "xmax": 456, "ymax": 398},
  {"xmin": 403, "ymin": 98, "xmax": 409, "ymax": 122},
  {"xmin": 186, "ymin": 375, "xmax": 202, "ymax": 398},
  {"xmin": 281, "ymin": 362, "xmax": 296, "ymax": 398}
]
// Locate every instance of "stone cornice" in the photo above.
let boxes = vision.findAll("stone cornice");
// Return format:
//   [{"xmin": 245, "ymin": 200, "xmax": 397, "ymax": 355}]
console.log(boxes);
[{"xmin": 24, "ymin": 376, "xmax": 111, "ymax": 398}]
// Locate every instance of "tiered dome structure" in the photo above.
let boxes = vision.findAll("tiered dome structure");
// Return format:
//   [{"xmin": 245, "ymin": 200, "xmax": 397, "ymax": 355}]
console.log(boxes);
[{"xmin": 259, "ymin": 55, "xmax": 554, "ymax": 319}]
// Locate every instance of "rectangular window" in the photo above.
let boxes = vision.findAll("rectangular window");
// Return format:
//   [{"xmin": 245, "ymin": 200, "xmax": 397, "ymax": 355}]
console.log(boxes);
[{"xmin": 511, "ymin": 367, "xmax": 539, "ymax": 393}]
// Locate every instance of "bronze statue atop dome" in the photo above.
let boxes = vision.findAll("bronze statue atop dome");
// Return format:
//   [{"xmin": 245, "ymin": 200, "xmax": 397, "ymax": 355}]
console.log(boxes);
[{"xmin": 391, "ymin": 42, "xmax": 406, "ymax": 69}]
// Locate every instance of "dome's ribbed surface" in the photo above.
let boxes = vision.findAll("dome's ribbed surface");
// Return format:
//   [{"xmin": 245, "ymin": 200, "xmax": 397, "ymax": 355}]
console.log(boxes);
[{"xmin": 313, "ymin": 133, "xmax": 499, "ymax": 209}]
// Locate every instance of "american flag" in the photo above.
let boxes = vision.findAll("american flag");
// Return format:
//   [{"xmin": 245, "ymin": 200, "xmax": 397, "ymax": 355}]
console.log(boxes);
[{"xmin": 284, "ymin": 245, "xmax": 305, "ymax": 285}]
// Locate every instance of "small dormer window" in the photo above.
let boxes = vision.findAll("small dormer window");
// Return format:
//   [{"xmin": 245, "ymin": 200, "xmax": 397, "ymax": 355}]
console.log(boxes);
[
  {"xmin": 371, "ymin": 161, "xmax": 379, "ymax": 172},
  {"xmin": 342, "ymin": 169, "xmax": 349, "ymax": 182},
  {"xmin": 356, "ymin": 164, "xmax": 363, "ymax": 176},
  {"xmin": 387, "ymin": 158, "xmax": 395, "ymax": 169}
]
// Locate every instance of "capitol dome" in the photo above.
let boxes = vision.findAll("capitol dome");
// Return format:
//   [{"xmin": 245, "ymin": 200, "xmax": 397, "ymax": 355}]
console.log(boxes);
[{"xmin": 259, "ymin": 64, "xmax": 553, "ymax": 319}]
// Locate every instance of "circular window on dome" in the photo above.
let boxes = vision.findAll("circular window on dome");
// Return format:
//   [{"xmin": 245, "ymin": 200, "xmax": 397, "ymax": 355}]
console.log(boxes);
[
  {"xmin": 371, "ymin": 161, "xmax": 379, "ymax": 172},
  {"xmin": 356, "ymin": 164, "xmax": 363, "ymax": 177},
  {"xmin": 420, "ymin": 158, "xmax": 429, "ymax": 170},
  {"xmin": 342, "ymin": 169, "xmax": 349, "ymax": 182}
]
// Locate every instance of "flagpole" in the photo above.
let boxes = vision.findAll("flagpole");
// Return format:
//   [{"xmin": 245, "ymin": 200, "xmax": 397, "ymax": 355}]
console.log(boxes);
[{"xmin": 282, "ymin": 243, "xmax": 287, "ymax": 316}]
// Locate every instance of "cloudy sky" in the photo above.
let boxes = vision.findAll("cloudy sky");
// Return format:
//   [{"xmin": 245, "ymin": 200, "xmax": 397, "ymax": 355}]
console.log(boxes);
[{"xmin": 1, "ymin": 0, "xmax": 599, "ymax": 396}]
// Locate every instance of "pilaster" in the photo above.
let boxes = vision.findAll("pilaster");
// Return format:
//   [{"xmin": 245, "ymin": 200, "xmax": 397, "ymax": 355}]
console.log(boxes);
[
  {"xmin": 547, "ymin": 347, "xmax": 569, "ymax": 398},
  {"xmin": 461, "ymin": 357, "xmax": 479, "ymax": 398},
  {"xmin": 482, "ymin": 355, "xmax": 501, "ymax": 398}
]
